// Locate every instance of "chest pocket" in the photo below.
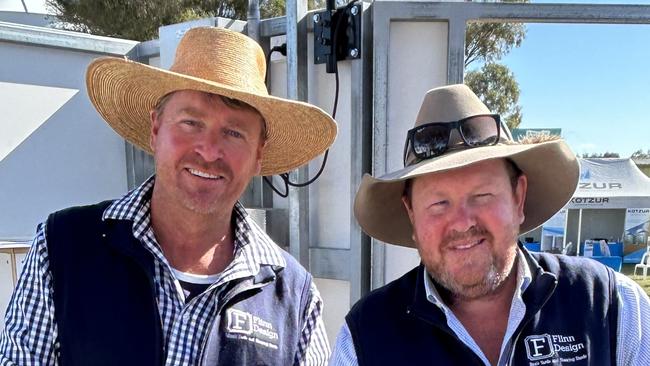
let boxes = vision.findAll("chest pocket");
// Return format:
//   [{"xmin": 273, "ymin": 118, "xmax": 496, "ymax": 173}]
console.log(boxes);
[{"xmin": 199, "ymin": 267, "xmax": 309, "ymax": 366}]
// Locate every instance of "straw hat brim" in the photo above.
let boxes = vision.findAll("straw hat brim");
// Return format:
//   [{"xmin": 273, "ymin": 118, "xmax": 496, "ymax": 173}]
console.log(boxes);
[
  {"xmin": 86, "ymin": 57, "xmax": 337, "ymax": 176},
  {"xmin": 354, "ymin": 139, "xmax": 579, "ymax": 247}
]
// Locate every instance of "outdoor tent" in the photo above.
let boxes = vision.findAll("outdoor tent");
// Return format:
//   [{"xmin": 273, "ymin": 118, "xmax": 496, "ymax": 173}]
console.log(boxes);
[
  {"xmin": 568, "ymin": 158, "xmax": 650, "ymax": 209},
  {"xmin": 567, "ymin": 158, "xmax": 650, "ymax": 252}
]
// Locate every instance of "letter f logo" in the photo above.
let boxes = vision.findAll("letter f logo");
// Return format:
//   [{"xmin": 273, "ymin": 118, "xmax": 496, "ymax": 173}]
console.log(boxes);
[{"xmin": 525, "ymin": 334, "xmax": 555, "ymax": 361}]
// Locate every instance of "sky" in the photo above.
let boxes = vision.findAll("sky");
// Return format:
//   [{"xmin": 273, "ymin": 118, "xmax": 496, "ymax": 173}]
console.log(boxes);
[{"xmin": 496, "ymin": 0, "xmax": 650, "ymax": 157}]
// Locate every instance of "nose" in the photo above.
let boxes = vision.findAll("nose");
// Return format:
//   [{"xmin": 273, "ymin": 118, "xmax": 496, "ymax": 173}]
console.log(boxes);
[
  {"xmin": 194, "ymin": 132, "xmax": 224, "ymax": 162},
  {"xmin": 447, "ymin": 203, "xmax": 477, "ymax": 234}
]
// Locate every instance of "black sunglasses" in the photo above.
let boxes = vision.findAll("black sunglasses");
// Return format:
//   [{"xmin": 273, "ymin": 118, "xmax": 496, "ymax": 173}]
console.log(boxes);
[{"xmin": 403, "ymin": 114, "xmax": 501, "ymax": 166}]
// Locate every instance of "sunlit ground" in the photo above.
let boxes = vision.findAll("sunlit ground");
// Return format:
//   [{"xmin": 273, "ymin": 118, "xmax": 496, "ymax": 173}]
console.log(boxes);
[{"xmin": 622, "ymin": 264, "xmax": 650, "ymax": 296}]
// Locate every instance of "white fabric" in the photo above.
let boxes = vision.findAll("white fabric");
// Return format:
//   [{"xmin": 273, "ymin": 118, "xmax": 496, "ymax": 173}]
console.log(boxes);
[{"xmin": 569, "ymin": 158, "xmax": 650, "ymax": 209}]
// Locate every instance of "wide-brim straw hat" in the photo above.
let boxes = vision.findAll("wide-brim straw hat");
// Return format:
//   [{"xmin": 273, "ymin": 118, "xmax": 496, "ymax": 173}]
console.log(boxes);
[
  {"xmin": 86, "ymin": 27, "xmax": 337, "ymax": 176},
  {"xmin": 354, "ymin": 84, "xmax": 579, "ymax": 248}
]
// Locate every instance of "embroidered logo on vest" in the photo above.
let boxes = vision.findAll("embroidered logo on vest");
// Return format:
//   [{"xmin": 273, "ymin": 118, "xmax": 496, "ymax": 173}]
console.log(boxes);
[
  {"xmin": 525, "ymin": 334, "xmax": 587, "ymax": 364},
  {"xmin": 225, "ymin": 309, "xmax": 279, "ymax": 350}
]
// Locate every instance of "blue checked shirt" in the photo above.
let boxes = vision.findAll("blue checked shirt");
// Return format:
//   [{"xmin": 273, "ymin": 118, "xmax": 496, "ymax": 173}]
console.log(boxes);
[
  {"xmin": 329, "ymin": 250, "xmax": 650, "ymax": 366},
  {"xmin": 0, "ymin": 176, "xmax": 330, "ymax": 366}
]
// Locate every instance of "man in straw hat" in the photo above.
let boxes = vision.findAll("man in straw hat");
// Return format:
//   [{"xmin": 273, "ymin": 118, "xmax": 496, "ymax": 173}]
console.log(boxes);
[
  {"xmin": 329, "ymin": 84, "xmax": 650, "ymax": 365},
  {"xmin": 1, "ymin": 27, "xmax": 336, "ymax": 365}
]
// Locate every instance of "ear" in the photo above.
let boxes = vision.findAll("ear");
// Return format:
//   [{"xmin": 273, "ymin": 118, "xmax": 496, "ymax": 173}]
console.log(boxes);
[
  {"xmin": 401, "ymin": 193, "xmax": 416, "ymax": 226},
  {"xmin": 254, "ymin": 139, "xmax": 266, "ymax": 175},
  {"xmin": 150, "ymin": 110, "xmax": 160, "ymax": 152},
  {"xmin": 514, "ymin": 174, "xmax": 528, "ymax": 225}
]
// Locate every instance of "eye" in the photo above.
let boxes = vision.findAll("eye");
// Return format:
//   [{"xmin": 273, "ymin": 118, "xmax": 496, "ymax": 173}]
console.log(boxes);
[
  {"xmin": 225, "ymin": 129, "xmax": 244, "ymax": 139},
  {"xmin": 427, "ymin": 200, "xmax": 448, "ymax": 213},
  {"xmin": 181, "ymin": 120, "xmax": 200, "ymax": 128},
  {"xmin": 474, "ymin": 193, "xmax": 493, "ymax": 203}
]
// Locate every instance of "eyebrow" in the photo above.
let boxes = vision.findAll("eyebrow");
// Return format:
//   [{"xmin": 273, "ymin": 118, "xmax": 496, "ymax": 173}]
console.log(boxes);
[
  {"xmin": 176, "ymin": 107, "xmax": 205, "ymax": 118},
  {"xmin": 176, "ymin": 107, "xmax": 259, "ymax": 133}
]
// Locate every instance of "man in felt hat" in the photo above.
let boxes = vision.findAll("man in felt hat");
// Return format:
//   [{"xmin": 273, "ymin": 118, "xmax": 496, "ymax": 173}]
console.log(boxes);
[
  {"xmin": 1, "ymin": 27, "xmax": 336, "ymax": 365},
  {"xmin": 329, "ymin": 84, "xmax": 650, "ymax": 365}
]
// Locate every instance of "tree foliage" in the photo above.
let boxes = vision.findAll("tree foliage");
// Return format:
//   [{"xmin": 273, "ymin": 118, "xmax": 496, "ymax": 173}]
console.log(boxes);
[
  {"xmin": 581, "ymin": 152, "xmax": 621, "ymax": 158},
  {"xmin": 631, "ymin": 149, "xmax": 650, "ymax": 159},
  {"xmin": 464, "ymin": 3, "xmax": 527, "ymax": 68},
  {"xmin": 464, "ymin": 0, "xmax": 528, "ymax": 131},
  {"xmin": 465, "ymin": 63, "xmax": 521, "ymax": 130},
  {"xmin": 47, "ymin": 0, "xmax": 289, "ymax": 41}
]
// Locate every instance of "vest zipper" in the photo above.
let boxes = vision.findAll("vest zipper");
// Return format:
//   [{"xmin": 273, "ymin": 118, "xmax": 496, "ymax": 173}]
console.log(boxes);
[{"xmin": 507, "ymin": 276, "xmax": 557, "ymax": 366}]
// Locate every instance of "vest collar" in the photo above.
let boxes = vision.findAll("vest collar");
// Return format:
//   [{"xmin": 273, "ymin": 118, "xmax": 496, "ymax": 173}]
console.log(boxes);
[{"xmin": 408, "ymin": 245, "xmax": 559, "ymax": 330}]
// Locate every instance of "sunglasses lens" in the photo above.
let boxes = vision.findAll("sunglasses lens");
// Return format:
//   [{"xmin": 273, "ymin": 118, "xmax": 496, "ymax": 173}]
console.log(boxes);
[
  {"xmin": 460, "ymin": 115, "xmax": 499, "ymax": 146},
  {"xmin": 412, "ymin": 125, "xmax": 449, "ymax": 159}
]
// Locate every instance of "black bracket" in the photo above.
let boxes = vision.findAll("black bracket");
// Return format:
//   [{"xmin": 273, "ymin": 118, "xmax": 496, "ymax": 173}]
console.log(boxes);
[{"xmin": 313, "ymin": 1, "xmax": 362, "ymax": 74}]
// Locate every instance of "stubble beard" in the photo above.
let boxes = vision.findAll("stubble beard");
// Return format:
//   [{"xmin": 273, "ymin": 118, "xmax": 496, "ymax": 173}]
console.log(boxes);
[{"xmin": 424, "ymin": 225, "xmax": 518, "ymax": 301}]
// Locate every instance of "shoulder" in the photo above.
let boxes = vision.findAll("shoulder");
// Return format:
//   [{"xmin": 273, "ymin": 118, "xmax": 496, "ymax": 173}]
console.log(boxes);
[
  {"xmin": 47, "ymin": 200, "xmax": 114, "ymax": 225},
  {"xmin": 532, "ymin": 252, "xmax": 614, "ymax": 282},
  {"xmin": 614, "ymin": 271, "xmax": 649, "ymax": 302},
  {"xmin": 348, "ymin": 266, "xmax": 420, "ymax": 316}
]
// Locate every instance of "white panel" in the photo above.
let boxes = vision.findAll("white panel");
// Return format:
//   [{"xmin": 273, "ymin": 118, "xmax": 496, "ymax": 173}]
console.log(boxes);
[
  {"xmin": 385, "ymin": 245, "xmax": 421, "ymax": 283},
  {"xmin": 15, "ymin": 251, "xmax": 27, "ymax": 277},
  {"xmin": 148, "ymin": 56, "xmax": 161, "ymax": 67},
  {"xmin": 0, "ymin": 252, "xmax": 14, "ymax": 330},
  {"xmin": 268, "ymin": 36, "xmax": 289, "ymax": 212},
  {"xmin": 383, "ymin": 21, "xmax": 448, "ymax": 280},
  {"xmin": 0, "ymin": 82, "xmax": 78, "ymax": 163},
  {"xmin": 0, "ymin": 42, "xmax": 128, "ymax": 239},
  {"xmin": 307, "ymin": 34, "xmax": 352, "ymax": 249},
  {"xmin": 266, "ymin": 36, "xmax": 352, "ymax": 249},
  {"xmin": 313, "ymin": 278, "xmax": 350, "ymax": 347}
]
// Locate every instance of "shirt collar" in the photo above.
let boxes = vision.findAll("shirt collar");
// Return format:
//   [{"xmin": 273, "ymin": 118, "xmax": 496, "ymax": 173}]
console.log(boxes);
[
  {"xmin": 423, "ymin": 247, "xmax": 532, "ymax": 310},
  {"xmin": 102, "ymin": 175, "xmax": 286, "ymax": 269}
]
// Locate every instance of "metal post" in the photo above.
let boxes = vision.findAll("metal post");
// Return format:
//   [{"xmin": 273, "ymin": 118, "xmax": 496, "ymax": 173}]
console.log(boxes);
[
  {"xmin": 577, "ymin": 209, "xmax": 583, "ymax": 256},
  {"xmin": 370, "ymin": 4, "xmax": 392, "ymax": 290},
  {"xmin": 349, "ymin": 2, "xmax": 372, "ymax": 303},
  {"xmin": 286, "ymin": 0, "xmax": 310, "ymax": 268},
  {"xmin": 447, "ymin": 13, "xmax": 467, "ymax": 84},
  {"xmin": 246, "ymin": 0, "xmax": 264, "ymax": 208},
  {"xmin": 247, "ymin": 0, "xmax": 261, "ymax": 42}
]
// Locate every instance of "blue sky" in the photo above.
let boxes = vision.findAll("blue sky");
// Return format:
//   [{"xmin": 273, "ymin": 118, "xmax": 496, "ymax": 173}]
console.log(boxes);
[{"xmin": 497, "ymin": 0, "xmax": 650, "ymax": 157}]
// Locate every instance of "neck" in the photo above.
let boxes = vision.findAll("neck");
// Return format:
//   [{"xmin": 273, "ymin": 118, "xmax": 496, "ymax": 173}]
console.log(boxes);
[
  {"xmin": 447, "ymin": 266, "xmax": 518, "ymax": 316},
  {"xmin": 150, "ymin": 185, "xmax": 236, "ymax": 275},
  {"xmin": 445, "ymin": 259, "xmax": 519, "ymax": 366}
]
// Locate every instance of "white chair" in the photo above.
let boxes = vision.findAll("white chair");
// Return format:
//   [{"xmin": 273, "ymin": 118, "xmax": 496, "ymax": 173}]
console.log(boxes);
[
  {"xmin": 599, "ymin": 240, "xmax": 611, "ymax": 257},
  {"xmin": 634, "ymin": 251, "xmax": 650, "ymax": 279},
  {"xmin": 561, "ymin": 242, "xmax": 573, "ymax": 256}
]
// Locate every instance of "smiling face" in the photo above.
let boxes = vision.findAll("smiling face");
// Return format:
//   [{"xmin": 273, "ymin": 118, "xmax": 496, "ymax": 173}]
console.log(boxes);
[
  {"xmin": 150, "ymin": 90, "xmax": 265, "ymax": 215},
  {"xmin": 402, "ymin": 159, "xmax": 527, "ymax": 300}
]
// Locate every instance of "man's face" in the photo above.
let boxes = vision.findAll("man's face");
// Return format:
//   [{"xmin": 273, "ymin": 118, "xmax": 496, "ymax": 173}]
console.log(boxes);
[
  {"xmin": 150, "ymin": 90, "xmax": 265, "ymax": 215},
  {"xmin": 402, "ymin": 159, "xmax": 527, "ymax": 300}
]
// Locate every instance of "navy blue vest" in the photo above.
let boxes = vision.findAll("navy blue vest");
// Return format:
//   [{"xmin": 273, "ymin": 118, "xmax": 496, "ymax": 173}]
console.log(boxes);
[
  {"xmin": 346, "ymin": 250, "xmax": 618, "ymax": 365},
  {"xmin": 46, "ymin": 201, "xmax": 310, "ymax": 366}
]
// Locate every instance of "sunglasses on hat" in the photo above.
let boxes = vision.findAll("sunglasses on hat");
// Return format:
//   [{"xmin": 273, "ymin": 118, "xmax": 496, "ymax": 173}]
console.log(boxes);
[{"xmin": 403, "ymin": 114, "xmax": 501, "ymax": 166}]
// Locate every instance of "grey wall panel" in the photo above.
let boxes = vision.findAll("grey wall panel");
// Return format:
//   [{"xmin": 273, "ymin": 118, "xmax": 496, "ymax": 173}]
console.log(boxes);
[{"xmin": 0, "ymin": 42, "xmax": 128, "ymax": 239}]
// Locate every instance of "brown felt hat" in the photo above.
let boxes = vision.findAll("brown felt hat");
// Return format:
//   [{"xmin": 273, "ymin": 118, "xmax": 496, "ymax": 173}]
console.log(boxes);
[
  {"xmin": 354, "ymin": 84, "xmax": 579, "ymax": 247},
  {"xmin": 86, "ymin": 27, "xmax": 337, "ymax": 176}
]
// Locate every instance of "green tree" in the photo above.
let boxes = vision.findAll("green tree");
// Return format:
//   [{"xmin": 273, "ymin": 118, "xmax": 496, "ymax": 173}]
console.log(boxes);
[
  {"xmin": 465, "ymin": 63, "xmax": 521, "ymax": 129},
  {"xmin": 464, "ymin": 0, "xmax": 528, "ymax": 130},
  {"xmin": 581, "ymin": 152, "xmax": 621, "ymax": 158},
  {"xmin": 631, "ymin": 149, "xmax": 650, "ymax": 159},
  {"xmin": 46, "ymin": 0, "xmax": 291, "ymax": 41}
]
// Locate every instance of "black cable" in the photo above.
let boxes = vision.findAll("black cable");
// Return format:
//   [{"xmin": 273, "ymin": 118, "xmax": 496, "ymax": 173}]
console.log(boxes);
[{"xmin": 262, "ymin": 2, "xmax": 350, "ymax": 196}]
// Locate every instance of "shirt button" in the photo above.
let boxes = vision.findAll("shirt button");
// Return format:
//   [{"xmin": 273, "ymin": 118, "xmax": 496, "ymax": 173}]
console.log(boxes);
[{"xmin": 182, "ymin": 312, "xmax": 191, "ymax": 322}]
